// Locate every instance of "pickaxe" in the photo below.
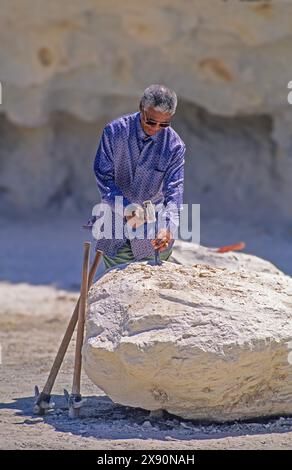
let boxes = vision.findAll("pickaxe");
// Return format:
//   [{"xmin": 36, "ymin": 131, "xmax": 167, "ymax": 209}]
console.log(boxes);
[{"xmin": 34, "ymin": 246, "xmax": 102, "ymax": 415}]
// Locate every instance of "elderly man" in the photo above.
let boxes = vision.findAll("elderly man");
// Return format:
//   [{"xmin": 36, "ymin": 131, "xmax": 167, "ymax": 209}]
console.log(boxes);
[{"xmin": 86, "ymin": 84, "xmax": 185, "ymax": 269}]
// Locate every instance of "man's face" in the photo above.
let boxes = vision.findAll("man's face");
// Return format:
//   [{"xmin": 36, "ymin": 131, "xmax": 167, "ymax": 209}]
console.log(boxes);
[{"xmin": 140, "ymin": 106, "xmax": 172, "ymax": 136}]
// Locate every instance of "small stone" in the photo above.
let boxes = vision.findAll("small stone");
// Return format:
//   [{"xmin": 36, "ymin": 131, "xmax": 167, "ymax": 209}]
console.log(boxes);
[
  {"xmin": 142, "ymin": 420, "xmax": 152, "ymax": 428},
  {"xmin": 23, "ymin": 418, "xmax": 43, "ymax": 425},
  {"xmin": 180, "ymin": 422, "xmax": 192, "ymax": 430}
]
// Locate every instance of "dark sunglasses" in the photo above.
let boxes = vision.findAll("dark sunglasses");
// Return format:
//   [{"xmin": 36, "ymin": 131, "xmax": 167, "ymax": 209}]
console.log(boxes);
[{"xmin": 142, "ymin": 109, "xmax": 171, "ymax": 128}]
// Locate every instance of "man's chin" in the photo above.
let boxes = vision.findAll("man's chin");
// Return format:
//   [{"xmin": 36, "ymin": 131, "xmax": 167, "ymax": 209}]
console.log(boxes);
[{"xmin": 146, "ymin": 130, "xmax": 159, "ymax": 136}]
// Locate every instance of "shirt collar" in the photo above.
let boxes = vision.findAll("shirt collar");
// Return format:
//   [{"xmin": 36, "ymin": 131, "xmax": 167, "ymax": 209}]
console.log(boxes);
[{"xmin": 135, "ymin": 111, "xmax": 159, "ymax": 143}]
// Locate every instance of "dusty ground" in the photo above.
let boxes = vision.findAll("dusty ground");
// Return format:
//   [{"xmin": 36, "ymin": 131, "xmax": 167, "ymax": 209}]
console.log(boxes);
[{"xmin": 1, "ymin": 280, "xmax": 292, "ymax": 450}]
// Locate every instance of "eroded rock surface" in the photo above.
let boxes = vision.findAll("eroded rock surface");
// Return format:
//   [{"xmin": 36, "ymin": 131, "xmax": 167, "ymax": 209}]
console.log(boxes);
[{"xmin": 83, "ymin": 256, "xmax": 292, "ymax": 421}]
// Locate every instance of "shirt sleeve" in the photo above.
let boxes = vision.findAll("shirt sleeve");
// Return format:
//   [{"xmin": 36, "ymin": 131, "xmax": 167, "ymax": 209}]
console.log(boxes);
[
  {"xmin": 161, "ymin": 143, "xmax": 185, "ymax": 236},
  {"xmin": 93, "ymin": 126, "xmax": 131, "ymax": 216}
]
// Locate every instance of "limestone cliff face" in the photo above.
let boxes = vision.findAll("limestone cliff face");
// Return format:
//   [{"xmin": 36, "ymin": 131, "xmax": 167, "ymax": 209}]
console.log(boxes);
[{"xmin": 0, "ymin": 0, "xmax": 292, "ymax": 223}]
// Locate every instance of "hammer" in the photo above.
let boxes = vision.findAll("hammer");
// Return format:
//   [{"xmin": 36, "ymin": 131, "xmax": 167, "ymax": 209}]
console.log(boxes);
[{"xmin": 143, "ymin": 200, "xmax": 162, "ymax": 266}]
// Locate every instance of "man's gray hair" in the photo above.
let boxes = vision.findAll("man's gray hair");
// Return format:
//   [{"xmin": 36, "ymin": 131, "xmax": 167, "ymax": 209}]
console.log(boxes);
[{"xmin": 140, "ymin": 84, "xmax": 177, "ymax": 115}]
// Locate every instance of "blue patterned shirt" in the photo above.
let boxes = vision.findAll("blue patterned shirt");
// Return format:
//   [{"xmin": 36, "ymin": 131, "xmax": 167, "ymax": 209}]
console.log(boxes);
[{"xmin": 87, "ymin": 111, "xmax": 185, "ymax": 260}]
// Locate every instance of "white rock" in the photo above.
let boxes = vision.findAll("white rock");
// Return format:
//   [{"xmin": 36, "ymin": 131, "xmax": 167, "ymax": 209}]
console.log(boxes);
[
  {"xmin": 83, "ymin": 256, "xmax": 292, "ymax": 422},
  {"xmin": 142, "ymin": 420, "xmax": 152, "ymax": 429},
  {"xmin": 171, "ymin": 240, "xmax": 281, "ymax": 274}
]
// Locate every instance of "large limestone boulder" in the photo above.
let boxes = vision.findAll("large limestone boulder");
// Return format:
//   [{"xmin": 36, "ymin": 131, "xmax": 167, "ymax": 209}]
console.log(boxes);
[
  {"xmin": 83, "ymin": 255, "xmax": 292, "ymax": 422},
  {"xmin": 171, "ymin": 240, "xmax": 281, "ymax": 274}
]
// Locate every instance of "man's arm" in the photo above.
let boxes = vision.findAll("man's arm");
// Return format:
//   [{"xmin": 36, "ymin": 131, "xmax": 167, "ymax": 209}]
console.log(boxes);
[
  {"xmin": 94, "ymin": 126, "xmax": 131, "ymax": 216},
  {"xmin": 161, "ymin": 143, "xmax": 185, "ymax": 235},
  {"xmin": 152, "ymin": 143, "xmax": 185, "ymax": 251}
]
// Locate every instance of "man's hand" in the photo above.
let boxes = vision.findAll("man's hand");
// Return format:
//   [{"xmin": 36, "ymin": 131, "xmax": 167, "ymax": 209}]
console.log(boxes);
[
  {"xmin": 125, "ymin": 204, "xmax": 145, "ymax": 229},
  {"xmin": 125, "ymin": 213, "xmax": 145, "ymax": 229},
  {"xmin": 151, "ymin": 228, "xmax": 173, "ymax": 252}
]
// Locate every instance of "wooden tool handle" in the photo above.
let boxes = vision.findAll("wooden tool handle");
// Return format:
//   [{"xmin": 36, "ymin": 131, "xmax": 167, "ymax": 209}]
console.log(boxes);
[
  {"xmin": 72, "ymin": 242, "xmax": 90, "ymax": 395},
  {"xmin": 42, "ymin": 249, "xmax": 102, "ymax": 395}
]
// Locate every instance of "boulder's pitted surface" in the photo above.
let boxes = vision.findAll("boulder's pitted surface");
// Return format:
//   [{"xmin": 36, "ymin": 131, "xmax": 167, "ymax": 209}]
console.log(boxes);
[
  {"xmin": 83, "ymin": 257, "xmax": 292, "ymax": 421},
  {"xmin": 171, "ymin": 240, "xmax": 281, "ymax": 274}
]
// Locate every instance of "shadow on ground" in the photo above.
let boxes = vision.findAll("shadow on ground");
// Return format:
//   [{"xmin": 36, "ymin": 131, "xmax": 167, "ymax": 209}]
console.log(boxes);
[{"xmin": 1, "ymin": 394, "xmax": 292, "ymax": 442}]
